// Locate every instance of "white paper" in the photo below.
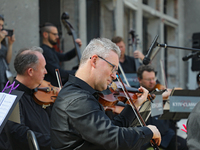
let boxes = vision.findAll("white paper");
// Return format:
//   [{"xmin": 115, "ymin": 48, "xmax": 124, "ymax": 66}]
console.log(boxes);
[{"xmin": 0, "ymin": 93, "xmax": 17, "ymax": 126}]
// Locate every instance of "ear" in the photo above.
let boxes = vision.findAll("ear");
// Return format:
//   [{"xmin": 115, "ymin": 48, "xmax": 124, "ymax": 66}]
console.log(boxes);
[
  {"xmin": 27, "ymin": 68, "xmax": 34, "ymax": 77},
  {"xmin": 138, "ymin": 77, "xmax": 142, "ymax": 82},
  {"xmin": 90, "ymin": 55, "xmax": 98, "ymax": 68},
  {"xmin": 43, "ymin": 31, "xmax": 48, "ymax": 38}
]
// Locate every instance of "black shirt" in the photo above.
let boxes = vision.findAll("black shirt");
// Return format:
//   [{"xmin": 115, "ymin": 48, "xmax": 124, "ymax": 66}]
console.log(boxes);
[
  {"xmin": 50, "ymin": 75, "xmax": 153, "ymax": 150},
  {"xmin": 7, "ymin": 79, "xmax": 51, "ymax": 150},
  {"xmin": 41, "ymin": 44, "xmax": 77, "ymax": 87},
  {"xmin": 118, "ymin": 55, "xmax": 137, "ymax": 74}
]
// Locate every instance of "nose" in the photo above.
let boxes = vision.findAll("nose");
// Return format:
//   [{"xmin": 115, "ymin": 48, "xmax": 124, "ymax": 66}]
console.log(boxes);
[
  {"xmin": 44, "ymin": 68, "xmax": 47, "ymax": 74},
  {"xmin": 111, "ymin": 72, "xmax": 117, "ymax": 80}
]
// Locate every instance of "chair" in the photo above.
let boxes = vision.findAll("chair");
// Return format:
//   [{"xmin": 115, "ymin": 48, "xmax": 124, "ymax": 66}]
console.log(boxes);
[{"xmin": 27, "ymin": 130, "xmax": 40, "ymax": 150}]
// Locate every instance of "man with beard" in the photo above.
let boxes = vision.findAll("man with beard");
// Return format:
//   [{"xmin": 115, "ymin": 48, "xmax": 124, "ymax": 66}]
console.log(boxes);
[{"xmin": 40, "ymin": 22, "xmax": 82, "ymax": 86}]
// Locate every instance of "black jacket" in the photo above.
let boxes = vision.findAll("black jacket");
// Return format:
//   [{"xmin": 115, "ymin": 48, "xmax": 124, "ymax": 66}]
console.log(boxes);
[
  {"xmin": 7, "ymin": 79, "xmax": 51, "ymax": 150},
  {"xmin": 50, "ymin": 75, "xmax": 153, "ymax": 150}
]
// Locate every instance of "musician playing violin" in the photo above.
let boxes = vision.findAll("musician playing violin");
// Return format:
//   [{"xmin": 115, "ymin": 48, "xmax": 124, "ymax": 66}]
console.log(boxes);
[
  {"xmin": 51, "ymin": 38, "xmax": 161, "ymax": 150},
  {"xmin": 40, "ymin": 22, "xmax": 82, "ymax": 87},
  {"xmin": 137, "ymin": 65, "xmax": 188, "ymax": 150},
  {"xmin": 6, "ymin": 47, "xmax": 52, "ymax": 150}
]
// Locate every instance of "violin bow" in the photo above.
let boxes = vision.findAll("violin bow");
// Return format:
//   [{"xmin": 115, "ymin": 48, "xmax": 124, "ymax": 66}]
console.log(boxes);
[
  {"xmin": 160, "ymin": 60, "xmax": 167, "ymax": 89},
  {"xmin": 55, "ymin": 69, "xmax": 62, "ymax": 89},
  {"xmin": 118, "ymin": 63, "xmax": 131, "ymax": 87},
  {"xmin": 116, "ymin": 72, "xmax": 160, "ymax": 150}
]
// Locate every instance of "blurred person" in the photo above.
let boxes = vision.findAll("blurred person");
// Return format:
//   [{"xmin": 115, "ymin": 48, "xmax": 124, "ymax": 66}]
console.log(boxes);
[
  {"xmin": 50, "ymin": 38, "xmax": 161, "ymax": 150},
  {"xmin": 7, "ymin": 47, "xmax": 52, "ymax": 150},
  {"xmin": 111, "ymin": 36, "xmax": 144, "ymax": 74},
  {"xmin": 0, "ymin": 15, "xmax": 15, "ymax": 91},
  {"xmin": 137, "ymin": 65, "xmax": 188, "ymax": 150},
  {"xmin": 186, "ymin": 72, "xmax": 200, "ymax": 149},
  {"xmin": 40, "ymin": 22, "xmax": 82, "ymax": 87},
  {"xmin": 186, "ymin": 99, "xmax": 200, "ymax": 149}
]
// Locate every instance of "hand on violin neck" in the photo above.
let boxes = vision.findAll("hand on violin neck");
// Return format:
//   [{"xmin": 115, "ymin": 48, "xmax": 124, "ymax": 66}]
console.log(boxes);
[
  {"xmin": 162, "ymin": 88, "xmax": 172, "ymax": 100},
  {"xmin": 134, "ymin": 86, "xmax": 149, "ymax": 108}
]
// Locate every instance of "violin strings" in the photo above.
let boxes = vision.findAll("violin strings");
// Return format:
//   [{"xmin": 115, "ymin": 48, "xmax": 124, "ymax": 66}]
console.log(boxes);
[{"xmin": 116, "ymin": 76, "xmax": 143, "ymax": 127}]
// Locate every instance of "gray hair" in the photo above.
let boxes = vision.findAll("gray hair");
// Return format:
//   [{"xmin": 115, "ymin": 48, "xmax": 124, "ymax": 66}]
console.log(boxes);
[
  {"xmin": 14, "ymin": 46, "xmax": 43, "ymax": 75},
  {"xmin": 80, "ymin": 38, "xmax": 121, "ymax": 65}
]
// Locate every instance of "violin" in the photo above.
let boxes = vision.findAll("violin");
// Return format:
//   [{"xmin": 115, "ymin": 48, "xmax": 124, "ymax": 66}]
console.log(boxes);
[
  {"xmin": 154, "ymin": 83, "xmax": 166, "ymax": 91},
  {"xmin": 98, "ymin": 83, "xmax": 155, "ymax": 114},
  {"xmin": 104, "ymin": 105, "xmax": 124, "ymax": 114},
  {"xmin": 33, "ymin": 80, "xmax": 60, "ymax": 109}
]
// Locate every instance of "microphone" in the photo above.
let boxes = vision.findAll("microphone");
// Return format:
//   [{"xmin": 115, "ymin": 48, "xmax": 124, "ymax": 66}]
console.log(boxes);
[
  {"xmin": 143, "ymin": 35, "xmax": 159, "ymax": 65},
  {"xmin": 182, "ymin": 51, "xmax": 200, "ymax": 61}
]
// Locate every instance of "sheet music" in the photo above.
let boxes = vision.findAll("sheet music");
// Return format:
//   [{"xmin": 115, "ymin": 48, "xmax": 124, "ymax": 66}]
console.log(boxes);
[{"xmin": 0, "ymin": 93, "xmax": 17, "ymax": 126}]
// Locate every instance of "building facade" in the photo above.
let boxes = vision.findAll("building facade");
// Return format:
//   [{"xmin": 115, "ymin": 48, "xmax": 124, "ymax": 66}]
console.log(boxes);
[{"xmin": 1, "ymin": 0, "xmax": 200, "ymax": 89}]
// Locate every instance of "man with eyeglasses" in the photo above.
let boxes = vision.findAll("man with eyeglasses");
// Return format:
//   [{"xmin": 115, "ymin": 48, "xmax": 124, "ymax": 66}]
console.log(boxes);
[
  {"xmin": 137, "ymin": 65, "xmax": 188, "ymax": 150},
  {"xmin": 40, "ymin": 22, "xmax": 82, "ymax": 87},
  {"xmin": 50, "ymin": 38, "xmax": 161, "ymax": 150}
]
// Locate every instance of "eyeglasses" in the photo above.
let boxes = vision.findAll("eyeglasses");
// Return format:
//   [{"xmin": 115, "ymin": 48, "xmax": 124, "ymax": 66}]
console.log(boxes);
[
  {"xmin": 143, "ymin": 78, "xmax": 156, "ymax": 82},
  {"xmin": 48, "ymin": 32, "xmax": 59, "ymax": 36},
  {"xmin": 98, "ymin": 55, "xmax": 118, "ymax": 74}
]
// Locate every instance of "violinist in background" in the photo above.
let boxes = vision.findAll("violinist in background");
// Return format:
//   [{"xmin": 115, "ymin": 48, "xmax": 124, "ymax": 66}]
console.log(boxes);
[
  {"xmin": 6, "ymin": 47, "xmax": 51, "ymax": 150},
  {"xmin": 40, "ymin": 22, "xmax": 82, "ymax": 87},
  {"xmin": 111, "ymin": 36, "xmax": 144, "ymax": 74},
  {"xmin": 50, "ymin": 38, "xmax": 161, "ymax": 150},
  {"xmin": 137, "ymin": 65, "xmax": 188, "ymax": 150}
]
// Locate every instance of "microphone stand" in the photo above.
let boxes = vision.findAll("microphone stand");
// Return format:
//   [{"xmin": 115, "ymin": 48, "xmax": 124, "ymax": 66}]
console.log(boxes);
[{"xmin": 157, "ymin": 43, "xmax": 200, "ymax": 52}]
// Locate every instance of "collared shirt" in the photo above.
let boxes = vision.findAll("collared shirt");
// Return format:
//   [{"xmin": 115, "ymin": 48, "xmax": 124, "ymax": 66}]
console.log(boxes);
[
  {"xmin": 41, "ymin": 44, "xmax": 77, "ymax": 87},
  {"xmin": 51, "ymin": 75, "xmax": 153, "ymax": 150},
  {"xmin": 7, "ymin": 79, "xmax": 51, "ymax": 150}
]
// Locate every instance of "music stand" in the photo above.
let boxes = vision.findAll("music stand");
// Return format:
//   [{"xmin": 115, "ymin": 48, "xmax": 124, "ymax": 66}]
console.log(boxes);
[
  {"xmin": 0, "ymin": 90, "xmax": 23, "ymax": 134},
  {"xmin": 159, "ymin": 89, "xmax": 200, "ymax": 120}
]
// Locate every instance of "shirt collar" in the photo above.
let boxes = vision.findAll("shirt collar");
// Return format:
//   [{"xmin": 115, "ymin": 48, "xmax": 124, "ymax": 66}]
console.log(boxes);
[{"xmin": 14, "ymin": 79, "xmax": 36, "ymax": 95}]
